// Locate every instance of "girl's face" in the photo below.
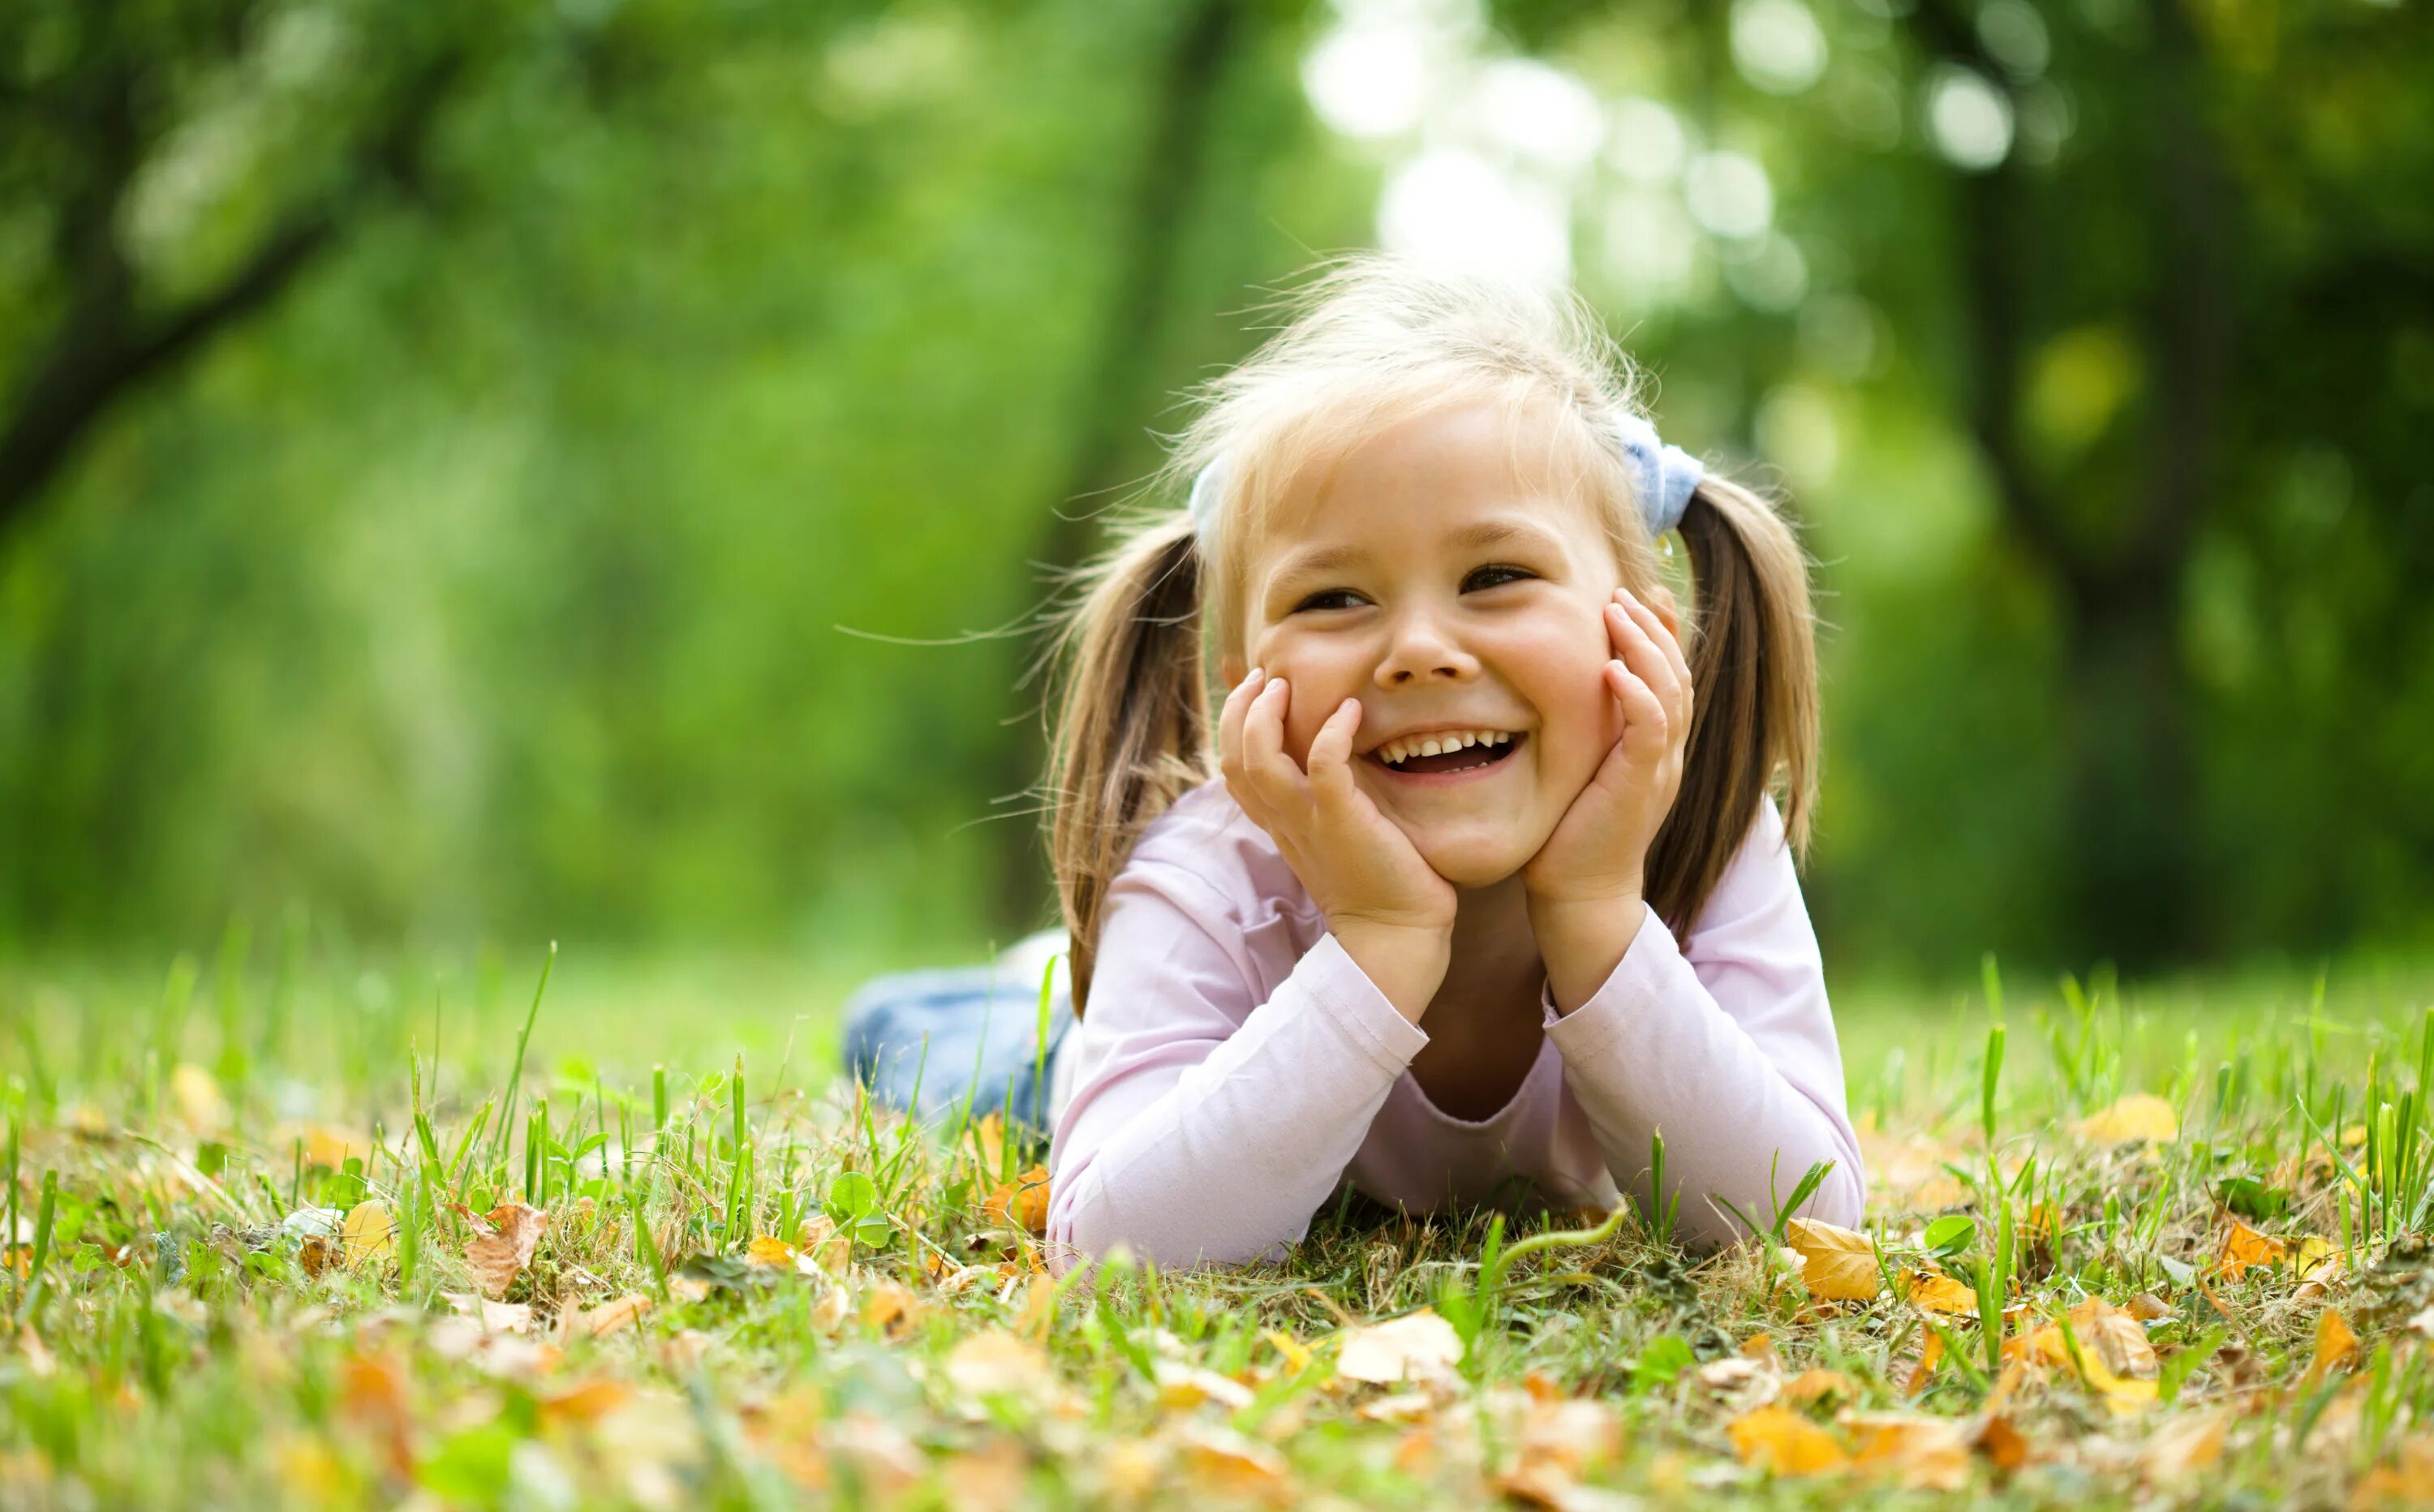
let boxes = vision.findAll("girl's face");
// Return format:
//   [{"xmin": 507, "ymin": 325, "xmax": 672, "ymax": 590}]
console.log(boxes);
[{"xmin": 1220, "ymin": 401, "xmax": 1631, "ymax": 888}]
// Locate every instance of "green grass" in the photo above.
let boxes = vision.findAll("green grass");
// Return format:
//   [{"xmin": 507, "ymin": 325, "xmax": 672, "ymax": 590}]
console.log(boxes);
[{"xmin": 6, "ymin": 940, "xmax": 2434, "ymax": 1508}]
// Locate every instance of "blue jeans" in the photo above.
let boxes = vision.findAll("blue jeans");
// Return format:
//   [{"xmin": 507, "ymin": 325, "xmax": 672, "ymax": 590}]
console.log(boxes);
[{"xmin": 839, "ymin": 930, "xmax": 1076, "ymax": 1145}]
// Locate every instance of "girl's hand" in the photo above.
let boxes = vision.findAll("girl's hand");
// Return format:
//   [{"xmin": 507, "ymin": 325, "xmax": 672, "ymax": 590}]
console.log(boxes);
[
  {"xmin": 1523, "ymin": 586, "xmax": 1695, "ymax": 913},
  {"xmin": 1219, "ymin": 668, "xmax": 1457, "ymax": 1020}
]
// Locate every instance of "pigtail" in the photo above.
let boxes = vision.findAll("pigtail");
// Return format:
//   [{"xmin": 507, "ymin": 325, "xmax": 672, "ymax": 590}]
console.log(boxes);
[
  {"xmin": 1643, "ymin": 474, "xmax": 1820, "ymax": 939},
  {"xmin": 1044, "ymin": 514, "xmax": 1212, "ymax": 1016}
]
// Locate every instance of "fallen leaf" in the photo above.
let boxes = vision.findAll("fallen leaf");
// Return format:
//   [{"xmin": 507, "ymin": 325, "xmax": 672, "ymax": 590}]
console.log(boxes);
[
  {"xmin": 170, "ymin": 1064, "xmax": 230, "ymax": 1132},
  {"xmin": 340, "ymin": 1201, "xmax": 395, "ymax": 1269},
  {"xmin": 463, "ymin": 1202, "xmax": 547, "ymax": 1300},
  {"xmin": 2351, "ymin": 1435, "xmax": 2434, "ymax": 1510},
  {"xmin": 2303, "ymin": 1308, "xmax": 2358, "ymax": 1390},
  {"xmin": 1785, "ymin": 1218, "xmax": 1881, "ymax": 1301},
  {"xmin": 1335, "ymin": 1309, "xmax": 1464, "ymax": 1385},
  {"xmin": 2074, "ymin": 1093, "xmax": 2179, "ymax": 1145},
  {"xmin": 1848, "ymin": 1414, "xmax": 1971, "ymax": 1491},
  {"xmin": 441, "ymin": 1292, "xmax": 534, "ymax": 1334},
  {"xmin": 540, "ymin": 1378, "xmax": 634, "ymax": 1426},
  {"xmin": 2127, "ymin": 1293, "xmax": 2174, "ymax": 1321},
  {"xmin": 1782, "ymin": 1368, "xmax": 1860, "ymax": 1407},
  {"xmin": 946, "ymin": 1329, "xmax": 1055, "ymax": 1398},
  {"xmin": 1902, "ymin": 1267, "xmax": 1979, "ymax": 1317},
  {"xmin": 860, "ymin": 1281, "xmax": 923, "ymax": 1338},
  {"xmin": 1906, "ymin": 1329, "xmax": 1946, "ymax": 1395},
  {"xmin": 1156, "ymin": 1363, "xmax": 1255, "ymax": 1413},
  {"xmin": 745, "ymin": 1235, "xmax": 796, "ymax": 1269},
  {"xmin": 1170, "ymin": 1421, "xmax": 1292, "ymax": 1503},
  {"xmin": 2139, "ymin": 1410, "xmax": 2228, "ymax": 1480},
  {"xmin": 983, "ymin": 1166, "xmax": 1052, "ymax": 1235},
  {"xmin": 570, "ymin": 1294, "xmax": 653, "ymax": 1339},
  {"xmin": 1729, "ymin": 1405, "xmax": 1848, "ymax": 1476}
]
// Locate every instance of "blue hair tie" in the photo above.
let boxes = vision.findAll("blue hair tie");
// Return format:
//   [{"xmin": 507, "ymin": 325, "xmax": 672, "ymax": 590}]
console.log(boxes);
[{"xmin": 1186, "ymin": 409, "xmax": 1701, "ymax": 549}]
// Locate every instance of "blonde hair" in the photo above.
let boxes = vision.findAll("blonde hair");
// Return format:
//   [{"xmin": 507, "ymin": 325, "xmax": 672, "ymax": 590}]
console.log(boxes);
[{"xmin": 1043, "ymin": 253, "xmax": 1819, "ymax": 1012}]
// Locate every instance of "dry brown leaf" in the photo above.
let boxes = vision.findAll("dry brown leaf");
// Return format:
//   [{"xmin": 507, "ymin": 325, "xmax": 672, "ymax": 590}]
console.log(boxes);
[
  {"xmin": 1848, "ymin": 1414, "xmax": 1972, "ymax": 1491},
  {"xmin": 1729, "ymin": 1405, "xmax": 1849, "ymax": 1476},
  {"xmin": 792, "ymin": 1214, "xmax": 851, "ymax": 1277},
  {"xmin": 983, "ymin": 1166, "xmax": 1052, "ymax": 1235},
  {"xmin": 1783, "ymin": 1368, "xmax": 1861, "ymax": 1406},
  {"xmin": 2074, "ymin": 1093, "xmax": 2179, "ymax": 1144},
  {"xmin": 1901, "ymin": 1267, "xmax": 1980, "ymax": 1316},
  {"xmin": 340, "ymin": 1201, "xmax": 395, "ymax": 1269},
  {"xmin": 1156, "ymin": 1363, "xmax": 1254, "ymax": 1413},
  {"xmin": 2127, "ymin": 1292, "xmax": 2174, "ymax": 1321},
  {"xmin": 2139, "ymin": 1410, "xmax": 2228, "ymax": 1480},
  {"xmin": 540, "ymin": 1378, "xmax": 634, "ymax": 1426},
  {"xmin": 860, "ymin": 1280, "xmax": 923, "ymax": 1338},
  {"xmin": 1785, "ymin": 1218, "xmax": 1881, "ymax": 1301},
  {"xmin": 1171, "ymin": 1421, "xmax": 1292, "ymax": 1504},
  {"xmin": 1905, "ymin": 1329, "xmax": 1946, "ymax": 1396},
  {"xmin": 463, "ymin": 1202, "xmax": 547, "ymax": 1300},
  {"xmin": 570, "ymin": 1294, "xmax": 653, "ymax": 1339},
  {"xmin": 2351, "ymin": 1435, "xmax": 2434, "ymax": 1510},
  {"xmin": 940, "ymin": 1436, "xmax": 1029, "ymax": 1512},
  {"xmin": 441, "ymin": 1291, "xmax": 534, "ymax": 1334},
  {"xmin": 338, "ymin": 1351, "xmax": 413, "ymax": 1479},
  {"xmin": 946, "ymin": 1329, "xmax": 1055, "ymax": 1398},
  {"xmin": 1975, "ymin": 1412, "xmax": 2032, "ymax": 1474},
  {"xmin": 2303, "ymin": 1308, "xmax": 2359, "ymax": 1390},
  {"xmin": 1335, "ymin": 1308, "xmax": 1464, "ymax": 1385}
]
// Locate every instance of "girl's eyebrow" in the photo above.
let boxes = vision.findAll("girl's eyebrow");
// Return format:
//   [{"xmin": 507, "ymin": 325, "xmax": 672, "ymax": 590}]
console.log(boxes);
[{"xmin": 1447, "ymin": 516, "xmax": 1568, "ymax": 555}]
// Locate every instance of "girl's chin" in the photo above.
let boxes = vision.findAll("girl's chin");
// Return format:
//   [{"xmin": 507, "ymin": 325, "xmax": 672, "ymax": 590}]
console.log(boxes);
[{"xmin": 1407, "ymin": 837, "xmax": 1545, "ymax": 891}]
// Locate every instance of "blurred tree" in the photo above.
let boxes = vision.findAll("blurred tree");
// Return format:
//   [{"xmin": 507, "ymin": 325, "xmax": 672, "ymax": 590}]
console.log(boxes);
[{"xmin": 0, "ymin": 0, "xmax": 474, "ymax": 535}]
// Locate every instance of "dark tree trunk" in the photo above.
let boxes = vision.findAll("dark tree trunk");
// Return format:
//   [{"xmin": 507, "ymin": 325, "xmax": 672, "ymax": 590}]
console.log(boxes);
[{"xmin": 984, "ymin": 0, "xmax": 1245, "ymax": 936}]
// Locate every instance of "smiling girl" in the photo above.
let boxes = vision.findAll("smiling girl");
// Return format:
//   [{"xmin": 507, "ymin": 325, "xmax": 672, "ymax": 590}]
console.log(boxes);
[{"xmin": 842, "ymin": 254, "xmax": 1864, "ymax": 1274}]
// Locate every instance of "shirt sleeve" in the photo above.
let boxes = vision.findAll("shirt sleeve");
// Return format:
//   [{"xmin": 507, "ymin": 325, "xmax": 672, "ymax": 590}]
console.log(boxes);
[
  {"xmin": 1043, "ymin": 862, "xmax": 1430, "ymax": 1278},
  {"xmin": 1537, "ymin": 796, "xmax": 1865, "ymax": 1246}
]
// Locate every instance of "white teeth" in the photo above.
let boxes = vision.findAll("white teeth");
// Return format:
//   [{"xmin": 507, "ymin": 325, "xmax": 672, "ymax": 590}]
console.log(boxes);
[{"xmin": 1377, "ymin": 729, "xmax": 1518, "ymax": 766}]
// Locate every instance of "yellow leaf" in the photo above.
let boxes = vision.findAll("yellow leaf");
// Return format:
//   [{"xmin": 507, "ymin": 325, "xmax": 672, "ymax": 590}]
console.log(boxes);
[
  {"xmin": 983, "ymin": 1165, "xmax": 1052, "ymax": 1235},
  {"xmin": 170, "ymin": 1064, "xmax": 230, "ymax": 1133},
  {"xmin": 1265, "ymin": 1329, "xmax": 1313, "ymax": 1374},
  {"xmin": 539, "ymin": 1378, "xmax": 634, "ymax": 1426},
  {"xmin": 745, "ymin": 1235, "xmax": 796, "ymax": 1269},
  {"xmin": 1900, "ymin": 1267, "xmax": 1979, "ymax": 1317},
  {"xmin": 2303, "ymin": 1308, "xmax": 2359, "ymax": 1390},
  {"xmin": 2214, "ymin": 1218, "xmax": 2331, "ymax": 1282},
  {"xmin": 1782, "ymin": 1368, "xmax": 1860, "ymax": 1406},
  {"xmin": 944, "ymin": 1329, "xmax": 1055, "ymax": 1398},
  {"xmin": 1728, "ymin": 1405, "xmax": 1849, "ymax": 1476},
  {"xmin": 2139, "ymin": 1411, "xmax": 2228, "ymax": 1480},
  {"xmin": 570, "ymin": 1294, "xmax": 652, "ymax": 1339},
  {"xmin": 2074, "ymin": 1093, "xmax": 2179, "ymax": 1145},
  {"xmin": 1335, "ymin": 1309, "xmax": 1464, "ymax": 1385},
  {"xmin": 860, "ymin": 1281, "xmax": 923, "ymax": 1338},
  {"xmin": 1785, "ymin": 1218, "xmax": 1881, "ymax": 1301},
  {"xmin": 339, "ymin": 1201, "xmax": 395, "ymax": 1269},
  {"xmin": 1847, "ymin": 1414, "xmax": 1971, "ymax": 1491},
  {"xmin": 1172, "ymin": 1421, "xmax": 1292, "ymax": 1501}
]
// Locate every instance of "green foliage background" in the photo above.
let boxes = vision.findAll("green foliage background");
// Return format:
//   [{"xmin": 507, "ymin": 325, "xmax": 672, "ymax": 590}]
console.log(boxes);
[{"xmin": 2, "ymin": 0, "xmax": 2430, "ymax": 981}]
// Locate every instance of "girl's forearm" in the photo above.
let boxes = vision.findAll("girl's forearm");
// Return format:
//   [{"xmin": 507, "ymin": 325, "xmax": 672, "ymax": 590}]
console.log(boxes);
[
  {"xmin": 1527, "ymin": 890, "xmax": 1646, "ymax": 1016},
  {"xmin": 1329, "ymin": 919, "xmax": 1452, "ymax": 1024}
]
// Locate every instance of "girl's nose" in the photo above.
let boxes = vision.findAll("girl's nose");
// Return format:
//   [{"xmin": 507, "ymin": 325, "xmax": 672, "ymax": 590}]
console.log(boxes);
[{"xmin": 1374, "ymin": 609, "xmax": 1479, "ymax": 686}]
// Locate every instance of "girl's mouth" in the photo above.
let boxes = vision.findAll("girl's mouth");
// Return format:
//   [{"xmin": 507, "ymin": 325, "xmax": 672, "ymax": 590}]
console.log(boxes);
[{"xmin": 1363, "ymin": 730, "xmax": 1526, "ymax": 784}]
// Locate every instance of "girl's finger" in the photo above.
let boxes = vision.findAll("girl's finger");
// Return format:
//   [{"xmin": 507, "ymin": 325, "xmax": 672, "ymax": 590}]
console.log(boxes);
[
  {"xmin": 1608, "ymin": 599, "xmax": 1683, "ymax": 716},
  {"xmin": 1305, "ymin": 696, "xmax": 1363, "ymax": 804},
  {"xmin": 1605, "ymin": 659, "xmax": 1670, "ymax": 760},
  {"xmin": 1217, "ymin": 667, "xmax": 1266, "ymax": 783},
  {"xmin": 1242, "ymin": 676, "xmax": 1303, "ymax": 797},
  {"xmin": 1621, "ymin": 591, "xmax": 1694, "ymax": 714}
]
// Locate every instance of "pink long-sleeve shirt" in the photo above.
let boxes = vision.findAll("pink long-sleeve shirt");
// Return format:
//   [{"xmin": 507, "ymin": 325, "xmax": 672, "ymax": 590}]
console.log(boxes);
[{"xmin": 1041, "ymin": 780, "xmax": 1864, "ymax": 1277}]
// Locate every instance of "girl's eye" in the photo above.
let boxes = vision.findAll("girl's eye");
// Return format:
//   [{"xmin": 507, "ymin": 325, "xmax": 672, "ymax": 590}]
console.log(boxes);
[
  {"xmin": 1463, "ymin": 564, "xmax": 1535, "ymax": 592},
  {"xmin": 1293, "ymin": 588, "xmax": 1367, "ymax": 613}
]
